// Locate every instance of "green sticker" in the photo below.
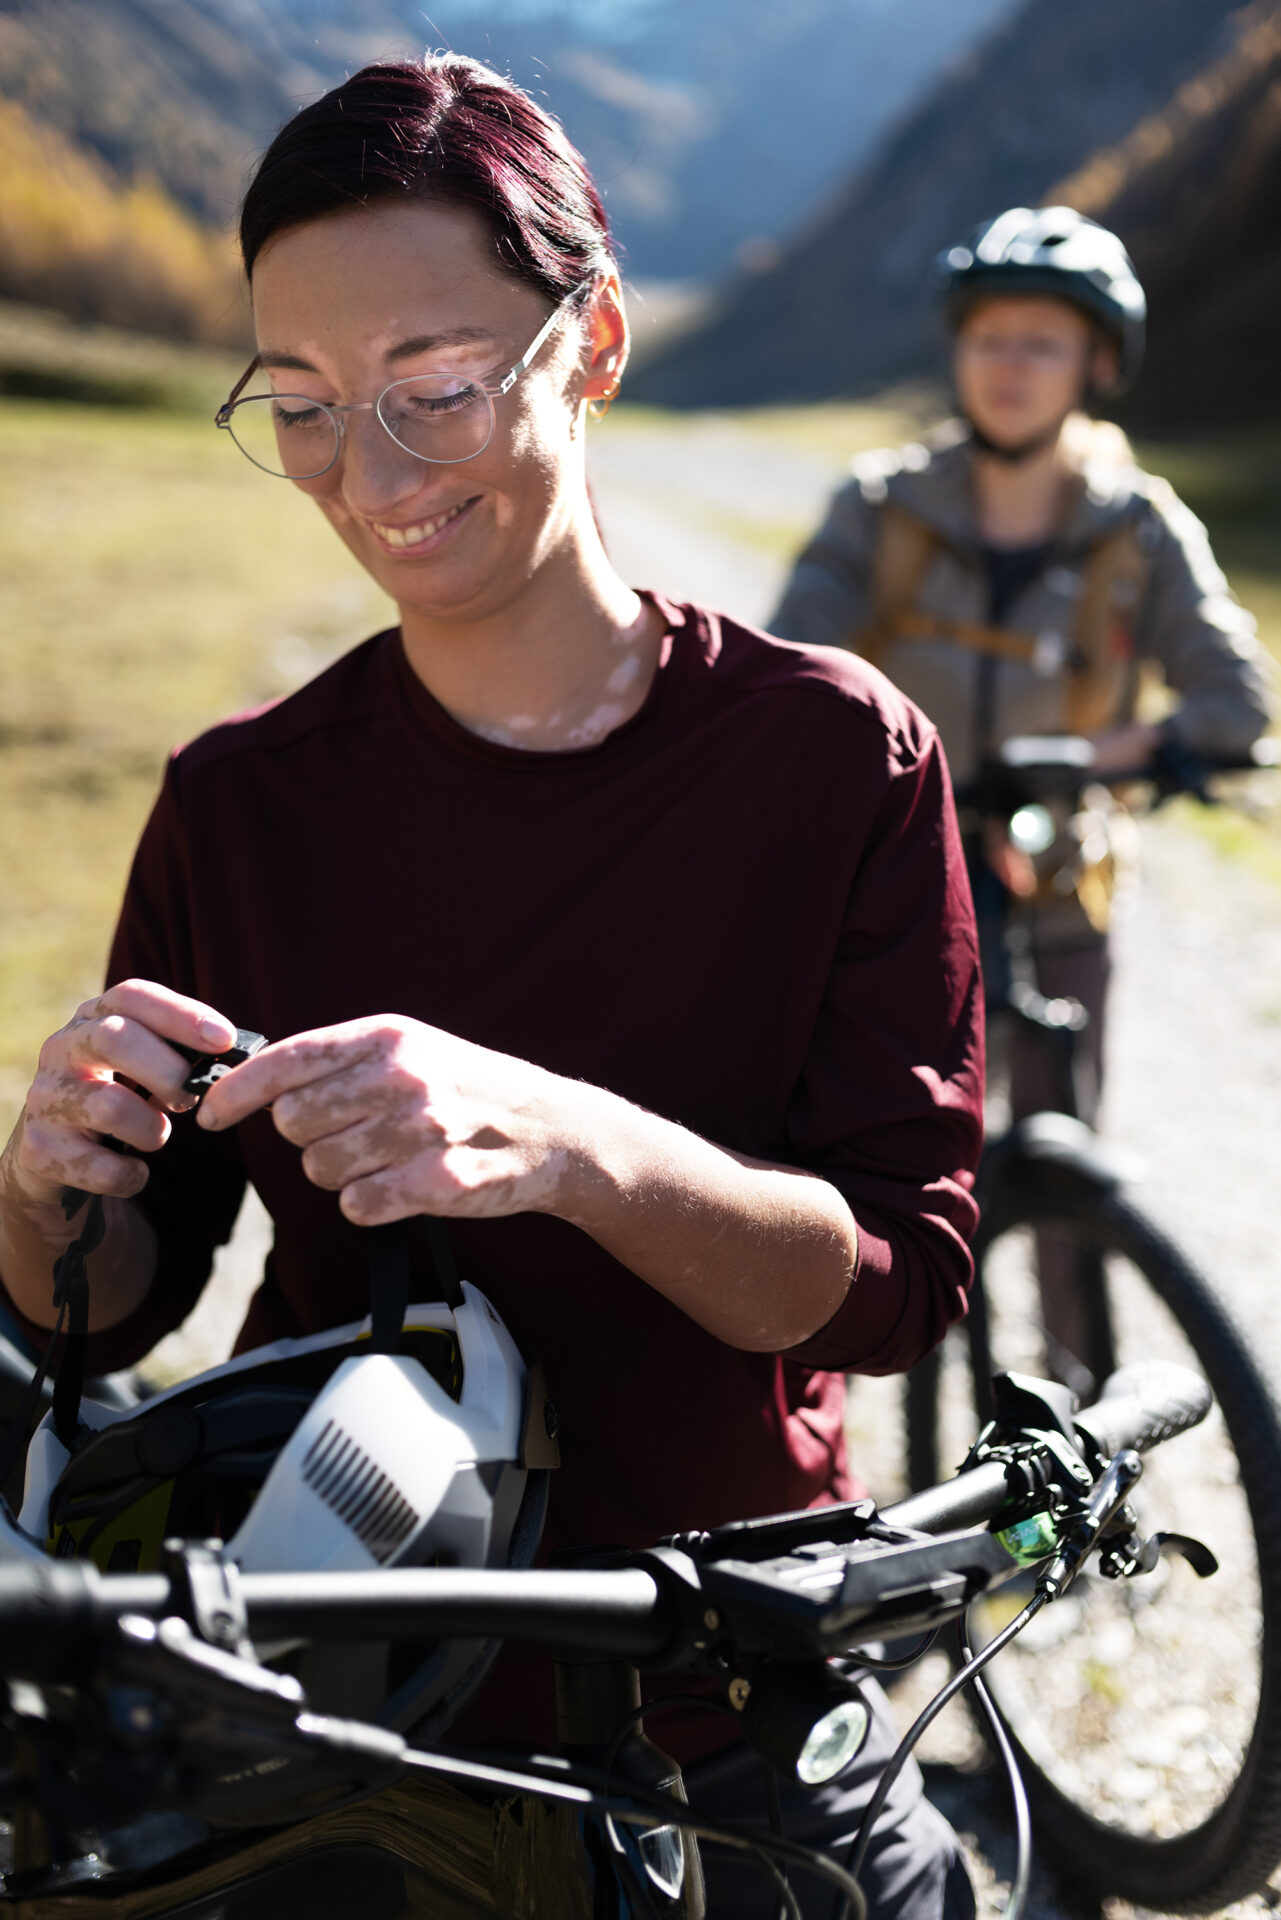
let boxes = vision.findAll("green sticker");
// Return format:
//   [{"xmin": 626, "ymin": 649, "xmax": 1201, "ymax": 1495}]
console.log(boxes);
[{"xmin": 997, "ymin": 1512, "xmax": 1059, "ymax": 1565}]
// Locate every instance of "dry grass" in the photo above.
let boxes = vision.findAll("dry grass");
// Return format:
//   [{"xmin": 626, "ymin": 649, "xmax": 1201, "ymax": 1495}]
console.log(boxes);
[{"xmin": 0, "ymin": 396, "xmax": 391, "ymax": 1136}]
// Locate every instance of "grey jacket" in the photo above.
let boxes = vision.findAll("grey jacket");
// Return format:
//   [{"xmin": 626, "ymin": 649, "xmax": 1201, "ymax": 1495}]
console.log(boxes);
[{"xmin": 770, "ymin": 426, "xmax": 1274, "ymax": 790}]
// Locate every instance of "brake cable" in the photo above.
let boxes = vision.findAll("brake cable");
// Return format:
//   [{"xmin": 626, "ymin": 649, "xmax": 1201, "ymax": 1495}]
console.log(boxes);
[{"xmin": 832, "ymin": 1585, "xmax": 1049, "ymax": 1920}]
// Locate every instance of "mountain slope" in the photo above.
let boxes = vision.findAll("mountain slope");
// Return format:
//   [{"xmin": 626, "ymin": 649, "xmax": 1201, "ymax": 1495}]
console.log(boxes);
[
  {"xmin": 1053, "ymin": 1, "xmax": 1281, "ymax": 431},
  {"xmin": 0, "ymin": 0, "xmax": 1015, "ymax": 281},
  {"xmin": 421, "ymin": 0, "xmax": 1016, "ymax": 280},
  {"xmin": 629, "ymin": 0, "xmax": 1250, "ymax": 407}
]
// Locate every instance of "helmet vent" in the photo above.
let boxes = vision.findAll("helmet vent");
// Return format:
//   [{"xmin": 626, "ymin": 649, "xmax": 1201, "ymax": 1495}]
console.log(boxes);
[{"xmin": 301, "ymin": 1419, "xmax": 421, "ymax": 1562}]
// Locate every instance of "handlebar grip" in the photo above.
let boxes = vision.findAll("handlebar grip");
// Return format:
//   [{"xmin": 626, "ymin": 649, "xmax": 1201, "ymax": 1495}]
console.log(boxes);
[
  {"xmin": 1075, "ymin": 1360, "xmax": 1212, "ymax": 1461},
  {"xmin": 0, "ymin": 1559, "xmax": 101, "ymax": 1680}
]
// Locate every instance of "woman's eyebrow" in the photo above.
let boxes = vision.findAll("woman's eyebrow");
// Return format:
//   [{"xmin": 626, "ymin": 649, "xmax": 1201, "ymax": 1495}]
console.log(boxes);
[
  {"xmin": 256, "ymin": 327, "xmax": 498, "ymax": 375},
  {"xmin": 386, "ymin": 326, "xmax": 496, "ymax": 364}
]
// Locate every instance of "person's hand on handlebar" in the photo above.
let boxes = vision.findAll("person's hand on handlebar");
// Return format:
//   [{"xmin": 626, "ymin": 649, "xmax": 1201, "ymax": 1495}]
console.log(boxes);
[
  {"xmin": 1086, "ymin": 720, "xmax": 1162, "ymax": 779},
  {"xmin": 0, "ymin": 982, "xmax": 237, "ymax": 1333}
]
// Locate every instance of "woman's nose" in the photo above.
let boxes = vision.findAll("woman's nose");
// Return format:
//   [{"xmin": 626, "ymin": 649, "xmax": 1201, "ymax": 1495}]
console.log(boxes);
[{"xmin": 337, "ymin": 408, "xmax": 428, "ymax": 515}]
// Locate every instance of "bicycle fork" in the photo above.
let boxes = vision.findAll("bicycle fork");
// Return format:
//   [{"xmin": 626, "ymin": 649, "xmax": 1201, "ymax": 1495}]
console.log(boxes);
[{"xmin": 554, "ymin": 1655, "xmax": 706, "ymax": 1919}]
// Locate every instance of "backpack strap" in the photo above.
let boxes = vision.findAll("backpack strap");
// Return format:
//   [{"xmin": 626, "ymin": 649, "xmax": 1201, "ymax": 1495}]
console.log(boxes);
[
  {"xmin": 1065, "ymin": 523, "xmax": 1150, "ymax": 735},
  {"xmin": 858, "ymin": 503, "xmax": 1150, "ymax": 737},
  {"xmin": 857, "ymin": 504, "xmax": 1056, "ymax": 670},
  {"xmin": 855, "ymin": 504, "xmax": 943, "ymax": 670}
]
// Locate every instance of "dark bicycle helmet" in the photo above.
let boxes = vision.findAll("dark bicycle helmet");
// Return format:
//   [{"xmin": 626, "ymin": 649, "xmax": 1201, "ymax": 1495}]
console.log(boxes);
[
  {"xmin": 938, "ymin": 206, "xmax": 1146, "ymax": 389},
  {"xmin": 10, "ymin": 1244, "xmax": 558, "ymax": 1824}
]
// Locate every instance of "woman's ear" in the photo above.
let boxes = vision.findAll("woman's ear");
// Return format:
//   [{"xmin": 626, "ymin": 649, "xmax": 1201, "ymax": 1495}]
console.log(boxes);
[{"xmin": 581, "ymin": 271, "xmax": 629, "ymax": 407}]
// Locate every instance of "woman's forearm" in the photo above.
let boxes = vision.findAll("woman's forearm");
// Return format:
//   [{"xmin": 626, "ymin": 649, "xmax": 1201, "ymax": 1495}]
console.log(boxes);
[
  {"xmin": 0, "ymin": 1118, "xmax": 159, "ymax": 1334},
  {"xmin": 554, "ymin": 1081, "xmax": 858, "ymax": 1351}
]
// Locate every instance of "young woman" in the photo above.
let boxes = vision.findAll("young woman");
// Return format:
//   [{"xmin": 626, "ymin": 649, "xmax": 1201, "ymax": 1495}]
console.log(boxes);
[
  {"xmin": 773, "ymin": 206, "xmax": 1273, "ymax": 1136},
  {"xmin": 0, "ymin": 59, "xmax": 983, "ymax": 1916}
]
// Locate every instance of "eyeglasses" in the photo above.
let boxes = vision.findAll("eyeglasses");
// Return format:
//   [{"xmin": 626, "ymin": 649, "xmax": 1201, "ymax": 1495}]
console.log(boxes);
[
  {"xmin": 956, "ymin": 334, "xmax": 1086, "ymax": 368},
  {"xmin": 215, "ymin": 280, "xmax": 592, "ymax": 479}
]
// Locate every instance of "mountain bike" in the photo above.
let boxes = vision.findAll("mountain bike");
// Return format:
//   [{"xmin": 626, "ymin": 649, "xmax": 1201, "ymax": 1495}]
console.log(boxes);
[
  {"xmin": 0, "ymin": 1356, "xmax": 1263, "ymax": 1919},
  {"xmin": 904, "ymin": 734, "xmax": 1281, "ymax": 1909}
]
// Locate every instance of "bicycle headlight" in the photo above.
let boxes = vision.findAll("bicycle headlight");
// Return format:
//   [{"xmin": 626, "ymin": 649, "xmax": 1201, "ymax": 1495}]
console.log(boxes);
[{"xmin": 737, "ymin": 1662, "xmax": 871, "ymax": 1787}]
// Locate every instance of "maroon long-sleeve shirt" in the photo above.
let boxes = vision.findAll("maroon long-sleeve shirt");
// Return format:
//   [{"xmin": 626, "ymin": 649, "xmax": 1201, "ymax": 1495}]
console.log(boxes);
[{"xmin": 8, "ymin": 594, "xmax": 983, "ymax": 1750}]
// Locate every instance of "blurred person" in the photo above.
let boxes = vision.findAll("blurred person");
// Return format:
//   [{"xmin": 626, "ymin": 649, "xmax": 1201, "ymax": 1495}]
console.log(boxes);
[
  {"xmin": 772, "ymin": 207, "xmax": 1273, "ymax": 1141},
  {"xmin": 0, "ymin": 56, "xmax": 982, "ymax": 1918}
]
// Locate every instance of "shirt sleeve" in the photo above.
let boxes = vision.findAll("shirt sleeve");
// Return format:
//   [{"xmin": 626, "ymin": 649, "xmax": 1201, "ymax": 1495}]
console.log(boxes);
[
  {"xmin": 783, "ymin": 728, "xmax": 984, "ymax": 1374},
  {"xmin": 1136, "ymin": 483, "xmax": 1277, "ymax": 758},
  {"xmin": 73, "ymin": 764, "xmax": 246, "ymax": 1373}
]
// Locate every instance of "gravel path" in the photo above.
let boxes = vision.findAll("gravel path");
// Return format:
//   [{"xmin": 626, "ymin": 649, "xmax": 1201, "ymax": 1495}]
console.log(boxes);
[{"xmin": 141, "ymin": 413, "xmax": 1281, "ymax": 1916}]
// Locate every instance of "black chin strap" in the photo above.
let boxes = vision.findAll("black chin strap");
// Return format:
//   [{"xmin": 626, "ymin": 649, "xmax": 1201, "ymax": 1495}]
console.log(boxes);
[
  {"xmin": 50, "ymin": 1190, "xmax": 102, "ymax": 1446},
  {"xmin": 965, "ymin": 415, "xmax": 1069, "ymax": 465},
  {"xmin": 0, "ymin": 1188, "xmax": 105, "ymax": 1508},
  {"xmin": 366, "ymin": 1216, "xmax": 466, "ymax": 1355}
]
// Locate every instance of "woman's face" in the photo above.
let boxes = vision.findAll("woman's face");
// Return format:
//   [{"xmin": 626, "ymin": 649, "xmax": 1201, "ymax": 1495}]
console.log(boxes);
[
  {"xmin": 248, "ymin": 199, "xmax": 607, "ymax": 623},
  {"xmin": 953, "ymin": 296, "xmax": 1107, "ymax": 451}
]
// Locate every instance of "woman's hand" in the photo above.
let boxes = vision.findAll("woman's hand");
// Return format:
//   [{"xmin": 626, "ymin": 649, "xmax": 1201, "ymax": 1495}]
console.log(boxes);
[
  {"xmin": 197, "ymin": 1016, "xmax": 575, "ymax": 1226},
  {"xmin": 0, "ymin": 981, "xmax": 237, "ymax": 1333},
  {"xmin": 197, "ymin": 1013, "xmax": 858, "ymax": 1351},
  {"xmin": 1088, "ymin": 720, "xmax": 1162, "ymax": 779},
  {"xmin": 5, "ymin": 980, "xmax": 238, "ymax": 1207}
]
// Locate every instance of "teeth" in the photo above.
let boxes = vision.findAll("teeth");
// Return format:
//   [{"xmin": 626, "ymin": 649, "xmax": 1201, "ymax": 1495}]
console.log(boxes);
[{"xmin": 374, "ymin": 501, "xmax": 467, "ymax": 548}]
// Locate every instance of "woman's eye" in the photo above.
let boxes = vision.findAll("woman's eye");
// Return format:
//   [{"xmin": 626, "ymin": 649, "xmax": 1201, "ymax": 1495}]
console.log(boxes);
[
  {"xmin": 274, "ymin": 401, "xmax": 329, "ymax": 430},
  {"xmin": 405, "ymin": 386, "xmax": 479, "ymax": 416}
]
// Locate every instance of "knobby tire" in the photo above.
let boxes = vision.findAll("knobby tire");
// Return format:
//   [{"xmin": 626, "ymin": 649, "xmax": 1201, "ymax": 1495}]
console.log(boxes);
[{"xmin": 907, "ymin": 1170, "xmax": 1281, "ymax": 1912}]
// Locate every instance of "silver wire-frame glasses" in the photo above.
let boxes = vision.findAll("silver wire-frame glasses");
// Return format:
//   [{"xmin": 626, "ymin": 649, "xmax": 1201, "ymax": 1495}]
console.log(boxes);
[{"xmin": 215, "ymin": 279, "xmax": 593, "ymax": 478}]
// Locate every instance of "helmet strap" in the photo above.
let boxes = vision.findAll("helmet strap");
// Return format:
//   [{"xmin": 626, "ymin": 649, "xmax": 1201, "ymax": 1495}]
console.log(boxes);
[
  {"xmin": 0, "ymin": 1189, "xmax": 105, "ymax": 1508},
  {"xmin": 367, "ymin": 1220, "xmax": 411, "ymax": 1353},
  {"xmin": 965, "ymin": 414, "xmax": 1068, "ymax": 465},
  {"xmin": 366, "ymin": 1215, "xmax": 466, "ymax": 1352}
]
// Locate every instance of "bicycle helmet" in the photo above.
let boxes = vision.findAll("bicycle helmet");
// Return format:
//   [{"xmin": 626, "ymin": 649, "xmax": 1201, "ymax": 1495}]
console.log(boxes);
[
  {"xmin": 12, "ymin": 1226, "xmax": 558, "ymax": 1818},
  {"xmin": 938, "ymin": 206, "xmax": 1146, "ymax": 390}
]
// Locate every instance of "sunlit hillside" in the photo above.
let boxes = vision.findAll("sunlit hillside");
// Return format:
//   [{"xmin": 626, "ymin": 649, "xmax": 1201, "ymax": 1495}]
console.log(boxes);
[
  {"xmin": 0, "ymin": 98, "xmax": 249, "ymax": 348},
  {"xmin": 1053, "ymin": 0, "xmax": 1281, "ymax": 430}
]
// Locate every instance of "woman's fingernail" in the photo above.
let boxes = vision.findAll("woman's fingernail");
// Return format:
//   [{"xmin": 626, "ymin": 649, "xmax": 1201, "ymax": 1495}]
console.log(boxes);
[
  {"xmin": 197, "ymin": 1106, "xmax": 220, "ymax": 1130},
  {"xmin": 198, "ymin": 1017, "xmax": 229, "ymax": 1044}
]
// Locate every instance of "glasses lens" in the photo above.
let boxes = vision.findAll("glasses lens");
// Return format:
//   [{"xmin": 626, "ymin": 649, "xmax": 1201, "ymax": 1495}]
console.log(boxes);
[
  {"xmin": 225, "ymin": 393, "xmax": 340, "ymax": 478},
  {"xmin": 379, "ymin": 375, "xmax": 494, "ymax": 464}
]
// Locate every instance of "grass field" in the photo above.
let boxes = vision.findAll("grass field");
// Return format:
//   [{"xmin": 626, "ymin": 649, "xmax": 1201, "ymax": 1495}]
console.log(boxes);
[
  {"xmin": 0, "ymin": 391, "xmax": 392, "ymax": 1132},
  {"xmin": 1, "ymin": 311, "xmax": 1278, "ymax": 1141}
]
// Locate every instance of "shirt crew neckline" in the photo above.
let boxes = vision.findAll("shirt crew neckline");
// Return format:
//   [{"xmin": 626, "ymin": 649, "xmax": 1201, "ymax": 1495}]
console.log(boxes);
[{"xmin": 383, "ymin": 589, "xmax": 690, "ymax": 774}]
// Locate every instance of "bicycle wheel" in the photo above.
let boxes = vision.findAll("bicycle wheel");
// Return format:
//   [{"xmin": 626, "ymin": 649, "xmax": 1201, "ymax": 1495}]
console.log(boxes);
[{"xmin": 921, "ymin": 1167, "xmax": 1281, "ymax": 1911}]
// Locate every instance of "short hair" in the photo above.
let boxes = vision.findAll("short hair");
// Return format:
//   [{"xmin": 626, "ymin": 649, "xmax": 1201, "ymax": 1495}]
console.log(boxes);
[{"xmin": 240, "ymin": 55, "xmax": 617, "ymax": 307}]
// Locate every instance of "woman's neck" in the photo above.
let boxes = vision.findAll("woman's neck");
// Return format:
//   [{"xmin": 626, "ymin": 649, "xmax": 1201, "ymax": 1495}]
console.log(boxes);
[
  {"xmin": 970, "ymin": 422, "xmax": 1079, "ymax": 550},
  {"xmin": 397, "ymin": 518, "xmax": 663, "ymax": 752}
]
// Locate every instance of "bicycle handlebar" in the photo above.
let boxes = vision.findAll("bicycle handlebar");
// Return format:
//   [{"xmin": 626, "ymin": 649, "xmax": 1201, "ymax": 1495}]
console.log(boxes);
[
  {"xmin": 0, "ymin": 1361, "xmax": 1212, "ymax": 1682},
  {"xmin": 954, "ymin": 735, "xmax": 1278, "ymax": 811},
  {"xmin": 1075, "ymin": 1359, "xmax": 1214, "ymax": 1461}
]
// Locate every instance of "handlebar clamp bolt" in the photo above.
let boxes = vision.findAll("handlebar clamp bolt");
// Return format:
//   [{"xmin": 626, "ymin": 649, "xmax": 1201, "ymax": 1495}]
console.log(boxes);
[{"xmin": 703, "ymin": 1608, "xmax": 720, "ymax": 1631}]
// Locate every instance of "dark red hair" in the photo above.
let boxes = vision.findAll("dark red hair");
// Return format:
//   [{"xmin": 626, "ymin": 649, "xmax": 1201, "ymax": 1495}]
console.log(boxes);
[{"xmin": 239, "ymin": 55, "xmax": 616, "ymax": 307}]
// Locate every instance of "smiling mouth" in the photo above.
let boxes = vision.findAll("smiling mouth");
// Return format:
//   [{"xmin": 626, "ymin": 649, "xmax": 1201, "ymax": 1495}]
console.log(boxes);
[{"xmin": 372, "ymin": 499, "xmax": 476, "ymax": 547}]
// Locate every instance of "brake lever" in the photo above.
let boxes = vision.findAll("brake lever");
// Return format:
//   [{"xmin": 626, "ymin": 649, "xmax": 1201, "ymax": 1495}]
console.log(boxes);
[
  {"xmin": 1098, "ymin": 1528, "xmax": 1219, "ymax": 1582},
  {"xmin": 1037, "ymin": 1450, "xmax": 1143, "ymax": 1600}
]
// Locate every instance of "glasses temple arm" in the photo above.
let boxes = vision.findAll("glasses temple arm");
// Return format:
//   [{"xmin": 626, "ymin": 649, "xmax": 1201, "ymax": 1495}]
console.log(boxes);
[
  {"xmin": 496, "ymin": 277, "xmax": 597, "ymax": 396},
  {"xmin": 215, "ymin": 356, "xmax": 262, "ymax": 425}
]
